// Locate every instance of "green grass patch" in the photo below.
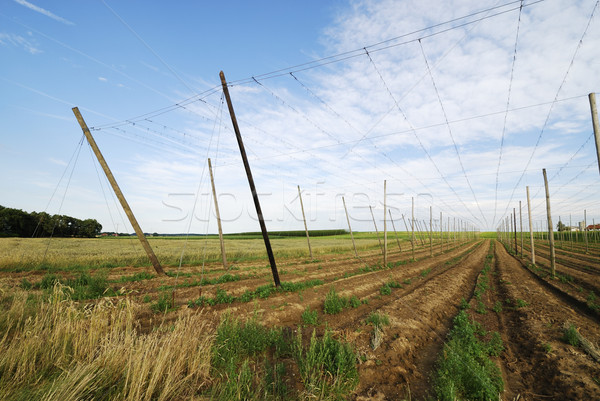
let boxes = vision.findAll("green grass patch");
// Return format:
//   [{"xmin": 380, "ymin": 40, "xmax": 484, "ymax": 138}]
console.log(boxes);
[
  {"xmin": 301, "ymin": 307, "xmax": 319, "ymax": 326},
  {"xmin": 365, "ymin": 312, "xmax": 390, "ymax": 330},
  {"xmin": 433, "ymin": 310, "xmax": 503, "ymax": 401}
]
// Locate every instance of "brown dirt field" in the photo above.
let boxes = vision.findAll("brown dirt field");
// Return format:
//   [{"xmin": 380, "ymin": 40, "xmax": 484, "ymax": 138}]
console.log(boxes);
[{"xmin": 4, "ymin": 238, "xmax": 600, "ymax": 399}]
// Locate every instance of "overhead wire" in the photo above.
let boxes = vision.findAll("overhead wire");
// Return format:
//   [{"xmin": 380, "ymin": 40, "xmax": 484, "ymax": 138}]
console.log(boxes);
[
  {"xmin": 418, "ymin": 38, "xmax": 488, "ymax": 227},
  {"xmin": 493, "ymin": 0, "xmax": 524, "ymax": 226},
  {"xmin": 499, "ymin": 0, "xmax": 599, "ymax": 221}
]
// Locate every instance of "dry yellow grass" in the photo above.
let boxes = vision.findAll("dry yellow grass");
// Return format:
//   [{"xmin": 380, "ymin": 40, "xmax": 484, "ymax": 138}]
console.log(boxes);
[
  {"xmin": 0, "ymin": 284, "xmax": 214, "ymax": 400},
  {"xmin": 0, "ymin": 235, "xmax": 383, "ymax": 271}
]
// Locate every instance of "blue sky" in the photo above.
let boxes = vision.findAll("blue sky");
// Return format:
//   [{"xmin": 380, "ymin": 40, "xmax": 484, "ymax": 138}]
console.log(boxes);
[{"xmin": 2, "ymin": 0, "xmax": 600, "ymax": 235}]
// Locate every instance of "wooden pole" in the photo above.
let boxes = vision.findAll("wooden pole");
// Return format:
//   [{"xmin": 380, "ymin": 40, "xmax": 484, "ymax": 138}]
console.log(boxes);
[
  {"xmin": 208, "ymin": 158, "xmax": 228, "ymax": 270},
  {"xmin": 383, "ymin": 180, "xmax": 388, "ymax": 267},
  {"xmin": 585, "ymin": 209, "xmax": 589, "ymax": 253},
  {"xmin": 542, "ymin": 169, "xmax": 556, "ymax": 277},
  {"xmin": 527, "ymin": 186, "xmax": 535, "ymax": 265},
  {"xmin": 440, "ymin": 211, "xmax": 443, "ymax": 253},
  {"xmin": 589, "ymin": 93, "xmax": 600, "ymax": 175},
  {"xmin": 411, "ymin": 197, "xmax": 415, "ymax": 260},
  {"xmin": 389, "ymin": 209, "xmax": 402, "ymax": 252},
  {"xmin": 570, "ymin": 214, "xmax": 573, "ymax": 249},
  {"xmin": 369, "ymin": 205, "xmax": 384, "ymax": 254},
  {"xmin": 519, "ymin": 201, "xmax": 523, "ymax": 258},
  {"xmin": 220, "ymin": 71, "xmax": 280, "ymax": 287},
  {"xmin": 342, "ymin": 197, "xmax": 358, "ymax": 257},
  {"xmin": 297, "ymin": 185, "xmax": 313, "ymax": 260},
  {"xmin": 513, "ymin": 208, "xmax": 518, "ymax": 255},
  {"xmin": 72, "ymin": 107, "xmax": 165, "ymax": 275},
  {"xmin": 429, "ymin": 206, "xmax": 433, "ymax": 257}
]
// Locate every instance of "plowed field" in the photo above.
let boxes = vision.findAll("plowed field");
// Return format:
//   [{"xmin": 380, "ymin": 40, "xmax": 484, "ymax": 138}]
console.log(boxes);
[{"xmin": 2, "ymin": 237, "xmax": 600, "ymax": 399}]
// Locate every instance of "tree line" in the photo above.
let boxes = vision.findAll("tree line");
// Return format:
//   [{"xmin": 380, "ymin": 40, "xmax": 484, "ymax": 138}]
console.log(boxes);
[{"xmin": 0, "ymin": 205, "xmax": 102, "ymax": 238}]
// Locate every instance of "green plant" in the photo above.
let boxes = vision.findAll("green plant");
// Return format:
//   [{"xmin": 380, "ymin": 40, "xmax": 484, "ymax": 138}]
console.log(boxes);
[
  {"xmin": 323, "ymin": 287, "xmax": 349, "ymax": 315},
  {"xmin": 365, "ymin": 312, "xmax": 390, "ymax": 330},
  {"xmin": 543, "ymin": 343, "xmax": 552, "ymax": 353},
  {"xmin": 492, "ymin": 301, "xmax": 503, "ymax": 313},
  {"xmin": 301, "ymin": 307, "xmax": 319, "ymax": 326},
  {"xmin": 562, "ymin": 324, "xmax": 580, "ymax": 347},
  {"xmin": 459, "ymin": 297, "xmax": 470, "ymax": 310},
  {"xmin": 403, "ymin": 278, "xmax": 412, "ymax": 285},
  {"xmin": 20, "ymin": 278, "xmax": 33, "ymax": 290},
  {"xmin": 150, "ymin": 291, "xmax": 174, "ymax": 313},
  {"xmin": 486, "ymin": 332, "xmax": 504, "ymax": 357},
  {"xmin": 349, "ymin": 295, "xmax": 361, "ymax": 308},
  {"xmin": 380, "ymin": 284, "xmax": 391, "ymax": 296},
  {"xmin": 475, "ymin": 301, "xmax": 487, "ymax": 315},
  {"xmin": 515, "ymin": 299, "xmax": 528, "ymax": 308},
  {"xmin": 433, "ymin": 311, "xmax": 504, "ymax": 400},
  {"xmin": 293, "ymin": 329, "xmax": 359, "ymax": 397}
]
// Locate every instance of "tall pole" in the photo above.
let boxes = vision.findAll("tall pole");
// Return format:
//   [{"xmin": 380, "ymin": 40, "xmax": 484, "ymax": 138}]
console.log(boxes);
[
  {"xmin": 429, "ymin": 206, "xmax": 433, "ymax": 257},
  {"xmin": 543, "ymin": 169, "xmax": 556, "ymax": 277},
  {"xmin": 440, "ymin": 211, "xmax": 443, "ymax": 253},
  {"xmin": 369, "ymin": 205, "xmax": 384, "ymax": 254},
  {"xmin": 208, "ymin": 158, "xmax": 227, "ymax": 270},
  {"xmin": 342, "ymin": 197, "xmax": 358, "ymax": 257},
  {"xmin": 589, "ymin": 93, "xmax": 600, "ymax": 175},
  {"xmin": 411, "ymin": 197, "xmax": 415, "ymax": 260},
  {"xmin": 513, "ymin": 208, "xmax": 518, "ymax": 255},
  {"xmin": 383, "ymin": 180, "xmax": 388, "ymax": 267},
  {"xmin": 527, "ymin": 186, "xmax": 535, "ymax": 265},
  {"xmin": 519, "ymin": 201, "xmax": 523, "ymax": 258},
  {"xmin": 72, "ymin": 107, "xmax": 165, "ymax": 275},
  {"xmin": 297, "ymin": 185, "xmax": 313, "ymax": 260},
  {"xmin": 389, "ymin": 209, "xmax": 402, "ymax": 252},
  {"xmin": 220, "ymin": 71, "xmax": 280, "ymax": 287},
  {"xmin": 585, "ymin": 209, "xmax": 589, "ymax": 253}
]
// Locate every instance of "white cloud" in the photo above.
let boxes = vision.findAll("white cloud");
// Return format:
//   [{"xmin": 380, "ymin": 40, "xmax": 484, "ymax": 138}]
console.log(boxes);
[
  {"xmin": 98, "ymin": 76, "xmax": 108, "ymax": 82},
  {"xmin": 0, "ymin": 32, "xmax": 41, "ymax": 54},
  {"xmin": 14, "ymin": 0, "xmax": 74, "ymax": 25}
]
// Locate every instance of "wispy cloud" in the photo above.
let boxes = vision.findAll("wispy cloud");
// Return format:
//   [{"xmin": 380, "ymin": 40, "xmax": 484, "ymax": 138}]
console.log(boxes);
[
  {"xmin": 0, "ymin": 32, "xmax": 41, "ymax": 54},
  {"xmin": 98, "ymin": 76, "xmax": 108, "ymax": 82},
  {"xmin": 14, "ymin": 0, "xmax": 75, "ymax": 26}
]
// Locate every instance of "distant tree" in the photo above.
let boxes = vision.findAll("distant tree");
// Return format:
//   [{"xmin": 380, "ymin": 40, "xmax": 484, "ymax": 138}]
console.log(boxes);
[{"xmin": 557, "ymin": 220, "xmax": 568, "ymax": 232}]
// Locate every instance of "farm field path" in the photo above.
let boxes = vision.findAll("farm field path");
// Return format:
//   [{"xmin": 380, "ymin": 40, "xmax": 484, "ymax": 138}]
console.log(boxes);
[{"xmin": 494, "ymin": 243, "xmax": 600, "ymax": 400}]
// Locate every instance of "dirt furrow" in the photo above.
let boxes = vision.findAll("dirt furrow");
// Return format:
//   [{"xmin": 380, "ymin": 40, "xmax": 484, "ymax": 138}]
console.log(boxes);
[{"xmin": 494, "ymin": 242, "xmax": 600, "ymax": 400}]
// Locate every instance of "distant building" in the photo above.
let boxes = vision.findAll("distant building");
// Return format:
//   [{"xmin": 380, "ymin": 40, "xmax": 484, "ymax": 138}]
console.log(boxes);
[{"xmin": 587, "ymin": 224, "xmax": 600, "ymax": 231}]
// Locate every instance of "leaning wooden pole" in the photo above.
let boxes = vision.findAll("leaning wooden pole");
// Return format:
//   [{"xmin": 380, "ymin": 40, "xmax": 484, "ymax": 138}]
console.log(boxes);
[
  {"xmin": 72, "ymin": 107, "xmax": 165, "ymax": 275},
  {"xmin": 343, "ymin": 197, "xmax": 358, "ymax": 257},
  {"xmin": 369, "ymin": 205, "xmax": 384, "ymax": 254},
  {"xmin": 383, "ymin": 180, "xmax": 388, "ymax": 267},
  {"xmin": 297, "ymin": 185, "xmax": 313, "ymax": 260},
  {"xmin": 542, "ymin": 169, "xmax": 556, "ymax": 277},
  {"xmin": 208, "ymin": 158, "xmax": 227, "ymax": 270},
  {"xmin": 220, "ymin": 71, "xmax": 280, "ymax": 287},
  {"xmin": 589, "ymin": 93, "xmax": 600, "ymax": 175},
  {"xmin": 389, "ymin": 209, "xmax": 402, "ymax": 252}
]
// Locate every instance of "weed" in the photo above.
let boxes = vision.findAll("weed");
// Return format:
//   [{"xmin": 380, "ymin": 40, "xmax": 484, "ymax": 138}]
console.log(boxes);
[
  {"xmin": 486, "ymin": 332, "xmax": 504, "ymax": 357},
  {"xmin": 323, "ymin": 287, "xmax": 349, "ymax": 314},
  {"xmin": 403, "ymin": 278, "xmax": 412, "ymax": 285},
  {"xmin": 20, "ymin": 278, "xmax": 33, "ymax": 290},
  {"xmin": 433, "ymin": 310, "xmax": 503, "ymax": 400},
  {"xmin": 387, "ymin": 280, "xmax": 402, "ymax": 289},
  {"xmin": 150, "ymin": 291, "xmax": 174, "ymax": 313},
  {"xmin": 301, "ymin": 307, "xmax": 319, "ymax": 326},
  {"xmin": 475, "ymin": 301, "xmax": 487, "ymax": 315},
  {"xmin": 515, "ymin": 299, "xmax": 528, "ymax": 308},
  {"xmin": 543, "ymin": 343, "xmax": 553, "ymax": 353},
  {"xmin": 142, "ymin": 294, "xmax": 151, "ymax": 303},
  {"xmin": 365, "ymin": 312, "xmax": 390, "ymax": 330},
  {"xmin": 380, "ymin": 284, "xmax": 392, "ymax": 296},
  {"xmin": 562, "ymin": 324, "xmax": 580, "ymax": 347},
  {"xmin": 492, "ymin": 301, "xmax": 503, "ymax": 313},
  {"xmin": 459, "ymin": 298, "xmax": 470, "ymax": 310},
  {"xmin": 349, "ymin": 295, "xmax": 361, "ymax": 308},
  {"xmin": 420, "ymin": 268, "xmax": 432, "ymax": 277}
]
